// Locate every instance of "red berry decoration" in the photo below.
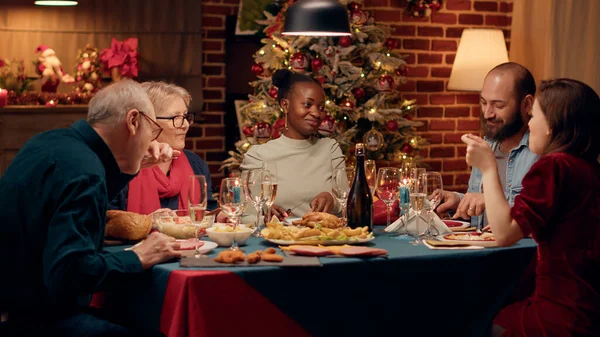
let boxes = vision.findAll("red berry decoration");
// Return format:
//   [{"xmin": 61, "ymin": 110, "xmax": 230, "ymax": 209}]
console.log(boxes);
[
  {"xmin": 401, "ymin": 143, "xmax": 413, "ymax": 154},
  {"xmin": 384, "ymin": 38, "xmax": 397, "ymax": 50},
  {"xmin": 339, "ymin": 36, "xmax": 352, "ymax": 48},
  {"xmin": 311, "ymin": 58, "xmax": 324, "ymax": 72},
  {"xmin": 242, "ymin": 125, "xmax": 254, "ymax": 137},
  {"xmin": 251, "ymin": 63, "xmax": 264, "ymax": 76},
  {"xmin": 348, "ymin": 1, "xmax": 361, "ymax": 11},
  {"xmin": 268, "ymin": 87, "xmax": 278, "ymax": 99},
  {"xmin": 340, "ymin": 99, "xmax": 355, "ymax": 110},
  {"xmin": 352, "ymin": 87, "xmax": 366, "ymax": 100},
  {"xmin": 386, "ymin": 120, "xmax": 399, "ymax": 132},
  {"xmin": 395, "ymin": 65, "xmax": 409, "ymax": 77}
]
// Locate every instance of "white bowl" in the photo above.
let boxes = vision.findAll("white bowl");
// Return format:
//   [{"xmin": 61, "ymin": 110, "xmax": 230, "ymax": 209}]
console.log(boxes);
[{"xmin": 205, "ymin": 225, "xmax": 254, "ymax": 247}]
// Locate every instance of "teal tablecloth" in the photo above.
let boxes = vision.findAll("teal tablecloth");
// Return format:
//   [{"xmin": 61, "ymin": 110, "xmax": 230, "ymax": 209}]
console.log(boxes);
[{"xmin": 103, "ymin": 235, "xmax": 537, "ymax": 337}]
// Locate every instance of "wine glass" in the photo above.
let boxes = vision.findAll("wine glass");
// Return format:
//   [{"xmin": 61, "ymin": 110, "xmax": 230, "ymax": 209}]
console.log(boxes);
[
  {"xmin": 332, "ymin": 167, "xmax": 355, "ymax": 227},
  {"xmin": 188, "ymin": 175, "xmax": 208, "ymax": 257},
  {"xmin": 365, "ymin": 159, "xmax": 377, "ymax": 197},
  {"xmin": 219, "ymin": 178, "xmax": 245, "ymax": 251},
  {"xmin": 263, "ymin": 170, "xmax": 278, "ymax": 224},
  {"xmin": 375, "ymin": 167, "xmax": 401, "ymax": 228},
  {"xmin": 261, "ymin": 162, "xmax": 278, "ymax": 220},
  {"xmin": 422, "ymin": 172, "xmax": 443, "ymax": 239}
]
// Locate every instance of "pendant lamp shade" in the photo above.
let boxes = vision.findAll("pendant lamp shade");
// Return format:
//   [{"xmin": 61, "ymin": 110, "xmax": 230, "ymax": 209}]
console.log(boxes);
[
  {"xmin": 282, "ymin": 0, "xmax": 351, "ymax": 37},
  {"xmin": 34, "ymin": 1, "xmax": 78, "ymax": 5}
]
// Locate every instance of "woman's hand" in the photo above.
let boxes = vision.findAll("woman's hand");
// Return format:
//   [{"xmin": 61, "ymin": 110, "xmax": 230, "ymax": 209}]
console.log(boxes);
[
  {"xmin": 266, "ymin": 204, "xmax": 289, "ymax": 222},
  {"xmin": 310, "ymin": 192, "xmax": 335, "ymax": 213},
  {"xmin": 462, "ymin": 134, "xmax": 496, "ymax": 174}
]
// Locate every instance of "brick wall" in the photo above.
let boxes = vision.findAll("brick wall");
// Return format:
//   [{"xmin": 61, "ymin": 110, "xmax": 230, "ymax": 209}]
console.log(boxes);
[
  {"xmin": 195, "ymin": 0, "xmax": 513, "ymax": 192},
  {"xmin": 189, "ymin": 0, "xmax": 240, "ymax": 189}
]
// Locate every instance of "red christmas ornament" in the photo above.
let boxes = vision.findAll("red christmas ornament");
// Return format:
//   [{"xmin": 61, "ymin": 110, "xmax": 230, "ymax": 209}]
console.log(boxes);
[
  {"xmin": 377, "ymin": 74, "xmax": 396, "ymax": 92},
  {"xmin": 273, "ymin": 118, "xmax": 286, "ymax": 131},
  {"xmin": 395, "ymin": 65, "xmax": 409, "ymax": 77},
  {"xmin": 351, "ymin": 9, "xmax": 368, "ymax": 26},
  {"xmin": 348, "ymin": 1, "xmax": 361, "ymax": 11},
  {"xmin": 430, "ymin": 0, "xmax": 441, "ymax": 10},
  {"xmin": 386, "ymin": 120, "xmax": 399, "ymax": 132},
  {"xmin": 290, "ymin": 52, "xmax": 309, "ymax": 71},
  {"xmin": 271, "ymin": 128, "xmax": 282, "ymax": 139},
  {"xmin": 253, "ymin": 122, "xmax": 272, "ymax": 142},
  {"xmin": 268, "ymin": 87, "xmax": 278, "ymax": 99},
  {"xmin": 352, "ymin": 87, "xmax": 366, "ymax": 100},
  {"xmin": 384, "ymin": 38, "xmax": 397, "ymax": 50},
  {"xmin": 242, "ymin": 125, "xmax": 254, "ymax": 137},
  {"xmin": 311, "ymin": 58, "xmax": 324, "ymax": 72},
  {"xmin": 318, "ymin": 115, "xmax": 336, "ymax": 137},
  {"xmin": 401, "ymin": 143, "xmax": 413, "ymax": 154},
  {"xmin": 339, "ymin": 36, "xmax": 352, "ymax": 48},
  {"xmin": 251, "ymin": 63, "xmax": 264, "ymax": 76},
  {"xmin": 340, "ymin": 99, "xmax": 355, "ymax": 110}
]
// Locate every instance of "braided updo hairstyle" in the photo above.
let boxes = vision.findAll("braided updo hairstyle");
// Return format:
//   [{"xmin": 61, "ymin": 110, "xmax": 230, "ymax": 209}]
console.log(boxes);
[{"xmin": 271, "ymin": 69, "xmax": 322, "ymax": 104}]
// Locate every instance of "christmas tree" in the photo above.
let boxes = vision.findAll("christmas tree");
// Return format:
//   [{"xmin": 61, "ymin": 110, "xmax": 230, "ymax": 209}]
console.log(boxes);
[{"xmin": 222, "ymin": 0, "xmax": 428, "ymax": 172}]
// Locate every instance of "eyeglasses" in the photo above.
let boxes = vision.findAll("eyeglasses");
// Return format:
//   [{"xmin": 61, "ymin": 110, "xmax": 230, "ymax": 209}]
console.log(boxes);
[
  {"xmin": 139, "ymin": 111, "xmax": 163, "ymax": 141},
  {"xmin": 156, "ymin": 113, "xmax": 196, "ymax": 128}
]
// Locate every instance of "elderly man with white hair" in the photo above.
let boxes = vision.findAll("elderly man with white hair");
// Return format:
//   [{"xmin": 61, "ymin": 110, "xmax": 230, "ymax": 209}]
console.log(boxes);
[{"xmin": 0, "ymin": 79, "xmax": 180, "ymax": 337}]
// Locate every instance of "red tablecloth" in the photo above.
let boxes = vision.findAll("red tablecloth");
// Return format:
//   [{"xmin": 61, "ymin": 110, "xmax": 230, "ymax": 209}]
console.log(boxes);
[{"xmin": 161, "ymin": 270, "xmax": 310, "ymax": 337}]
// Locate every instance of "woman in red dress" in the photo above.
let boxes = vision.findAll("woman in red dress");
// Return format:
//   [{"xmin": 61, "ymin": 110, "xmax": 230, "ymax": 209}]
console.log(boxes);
[{"xmin": 462, "ymin": 78, "xmax": 600, "ymax": 337}]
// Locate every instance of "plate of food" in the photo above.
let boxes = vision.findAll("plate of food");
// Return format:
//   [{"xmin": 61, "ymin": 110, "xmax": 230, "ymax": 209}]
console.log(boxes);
[
  {"xmin": 126, "ymin": 239, "xmax": 218, "ymax": 256},
  {"xmin": 437, "ymin": 232, "xmax": 497, "ymax": 247},
  {"xmin": 442, "ymin": 219, "xmax": 471, "ymax": 231},
  {"xmin": 262, "ymin": 212, "xmax": 374, "ymax": 246}
]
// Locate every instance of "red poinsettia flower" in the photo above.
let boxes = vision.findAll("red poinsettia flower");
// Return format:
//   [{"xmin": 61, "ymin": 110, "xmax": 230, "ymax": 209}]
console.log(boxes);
[{"xmin": 100, "ymin": 37, "xmax": 139, "ymax": 78}]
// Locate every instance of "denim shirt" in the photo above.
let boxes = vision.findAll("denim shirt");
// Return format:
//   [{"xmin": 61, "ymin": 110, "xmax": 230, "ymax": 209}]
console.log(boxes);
[{"xmin": 461, "ymin": 131, "xmax": 539, "ymax": 228}]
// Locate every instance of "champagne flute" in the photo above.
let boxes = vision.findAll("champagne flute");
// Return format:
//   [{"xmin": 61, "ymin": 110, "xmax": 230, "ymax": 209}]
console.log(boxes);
[
  {"xmin": 188, "ymin": 175, "xmax": 208, "ymax": 257},
  {"xmin": 409, "ymin": 171, "xmax": 426, "ymax": 245},
  {"xmin": 365, "ymin": 159, "xmax": 377, "ymax": 197},
  {"xmin": 261, "ymin": 162, "xmax": 278, "ymax": 218},
  {"xmin": 219, "ymin": 178, "xmax": 245, "ymax": 251},
  {"xmin": 375, "ymin": 167, "xmax": 401, "ymax": 228},
  {"xmin": 245, "ymin": 169, "xmax": 271, "ymax": 237},
  {"xmin": 332, "ymin": 167, "xmax": 354, "ymax": 227},
  {"xmin": 422, "ymin": 172, "xmax": 443, "ymax": 239}
]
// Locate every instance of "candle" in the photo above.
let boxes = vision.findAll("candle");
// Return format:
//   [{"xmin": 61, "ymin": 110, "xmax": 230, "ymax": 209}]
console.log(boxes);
[
  {"xmin": 233, "ymin": 186, "xmax": 241, "ymax": 203},
  {"xmin": 0, "ymin": 88, "xmax": 7, "ymax": 107},
  {"xmin": 398, "ymin": 184, "xmax": 410, "ymax": 215}
]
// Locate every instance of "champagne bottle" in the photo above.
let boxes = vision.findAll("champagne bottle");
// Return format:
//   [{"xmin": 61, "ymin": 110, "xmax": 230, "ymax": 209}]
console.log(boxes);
[{"xmin": 346, "ymin": 143, "xmax": 373, "ymax": 230}]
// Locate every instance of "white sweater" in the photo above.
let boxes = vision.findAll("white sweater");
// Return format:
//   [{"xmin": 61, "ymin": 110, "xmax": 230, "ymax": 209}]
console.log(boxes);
[{"xmin": 240, "ymin": 135, "xmax": 346, "ymax": 223}]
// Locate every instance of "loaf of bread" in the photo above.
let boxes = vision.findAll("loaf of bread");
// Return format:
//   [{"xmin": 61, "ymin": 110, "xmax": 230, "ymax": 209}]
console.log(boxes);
[{"xmin": 105, "ymin": 210, "xmax": 152, "ymax": 241}]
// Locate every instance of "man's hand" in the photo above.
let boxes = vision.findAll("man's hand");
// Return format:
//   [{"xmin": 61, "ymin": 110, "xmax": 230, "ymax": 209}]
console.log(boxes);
[
  {"xmin": 436, "ymin": 191, "xmax": 461, "ymax": 214},
  {"xmin": 310, "ymin": 192, "xmax": 335, "ymax": 213},
  {"xmin": 266, "ymin": 204, "xmax": 289, "ymax": 222},
  {"xmin": 140, "ymin": 141, "xmax": 181, "ymax": 169},
  {"xmin": 453, "ymin": 192, "xmax": 486, "ymax": 220},
  {"xmin": 132, "ymin": 232, "xmax": 181, "ymax": 269}
]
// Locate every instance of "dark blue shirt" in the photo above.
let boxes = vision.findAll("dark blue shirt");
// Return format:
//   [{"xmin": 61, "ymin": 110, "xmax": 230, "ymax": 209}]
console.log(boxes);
[
  {"xmin": 108, "ymin": 149, "xmax": 218, "ymax": 211},
  {"xmin": 0, "ymin": 120, "xmax": 143, "ymax": 317}
]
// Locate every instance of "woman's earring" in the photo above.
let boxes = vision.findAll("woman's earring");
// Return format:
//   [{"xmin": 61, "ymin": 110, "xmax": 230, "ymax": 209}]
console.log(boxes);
[{"xmin": 285, "ymin": 113, "xmax": 289, "ymax": 130}]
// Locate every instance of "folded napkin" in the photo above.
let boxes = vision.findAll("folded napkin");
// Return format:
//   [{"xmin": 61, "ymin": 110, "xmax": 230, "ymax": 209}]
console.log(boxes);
[
  {"xmin": 385, "ymin": 209, "xmax": 452, "ymax": 236},
  {"xmin": 423, "ymin": 240, "xmax": 484, "ymax": 250}
]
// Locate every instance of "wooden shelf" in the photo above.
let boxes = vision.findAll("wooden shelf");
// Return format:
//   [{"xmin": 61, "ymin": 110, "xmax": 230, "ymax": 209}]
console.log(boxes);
[{"xmin": 0, "ymin": 105, "xmax": 89, "ymax": 176}]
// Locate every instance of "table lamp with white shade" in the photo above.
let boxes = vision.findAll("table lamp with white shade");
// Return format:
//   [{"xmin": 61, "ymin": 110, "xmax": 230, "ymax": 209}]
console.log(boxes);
[{"xmin": 447, "ymin": 29, "xmax": 510, "ymax": 91}]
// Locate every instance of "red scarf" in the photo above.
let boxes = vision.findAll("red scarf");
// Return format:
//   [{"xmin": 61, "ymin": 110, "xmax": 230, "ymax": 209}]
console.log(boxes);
[{"xmin": 127, "ymin": 155, "xmax": 196, "ymax": 214}]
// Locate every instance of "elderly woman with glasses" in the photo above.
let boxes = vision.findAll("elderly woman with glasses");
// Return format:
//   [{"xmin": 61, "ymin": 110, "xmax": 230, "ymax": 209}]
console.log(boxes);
[{"xmin": 110, "ymin": 81, "xmax": 218, "ymax": 213}]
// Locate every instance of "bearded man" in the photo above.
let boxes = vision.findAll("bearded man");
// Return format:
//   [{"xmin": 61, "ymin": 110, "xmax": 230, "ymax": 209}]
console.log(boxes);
[{"xmin": 437, "ymin": 62, "xmax": 540, "ymax": 229}]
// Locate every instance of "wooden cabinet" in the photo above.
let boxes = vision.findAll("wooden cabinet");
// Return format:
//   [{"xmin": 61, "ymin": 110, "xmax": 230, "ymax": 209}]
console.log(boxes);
[{"xmin": 0, "ymin": 105, "xmax": 88, "ymax": 176}]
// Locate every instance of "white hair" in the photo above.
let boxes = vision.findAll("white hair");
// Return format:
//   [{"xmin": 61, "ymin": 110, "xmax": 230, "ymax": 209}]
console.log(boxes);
[
  {"xmin": 140, "ymin": 81, "xmax": 191, "ymax": 116},
  {"xmin": 87, "ymin": 79, "xmax": 154, "ymax": 125}
]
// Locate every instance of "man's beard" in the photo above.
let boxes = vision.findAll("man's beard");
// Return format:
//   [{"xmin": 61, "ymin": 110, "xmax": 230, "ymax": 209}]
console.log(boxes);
[{"xmin": 482, "ymin": 109, "xmax": 525, "ymax": 142}]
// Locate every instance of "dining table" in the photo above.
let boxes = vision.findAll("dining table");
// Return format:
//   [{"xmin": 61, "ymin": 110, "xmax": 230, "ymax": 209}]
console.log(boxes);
[{"xmin": 100, "ymin": 234, "xmax": 537, "ymax": 337}]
